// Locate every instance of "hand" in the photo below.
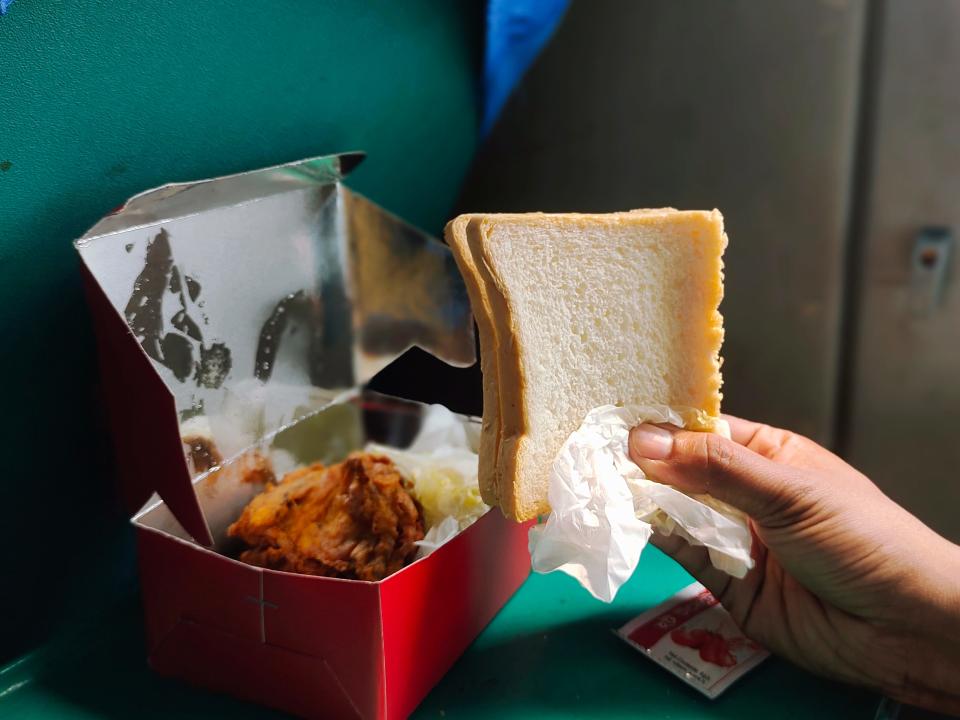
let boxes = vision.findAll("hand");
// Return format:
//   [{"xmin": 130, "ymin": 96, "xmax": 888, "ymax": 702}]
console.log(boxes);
[{"xmin": 628, "ymin": 416, "xmax": 960, "ymax": 715}]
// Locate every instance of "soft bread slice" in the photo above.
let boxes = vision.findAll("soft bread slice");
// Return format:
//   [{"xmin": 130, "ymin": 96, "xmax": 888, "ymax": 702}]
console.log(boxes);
[
  {"xmin": 444, "ymin": 215, "xmax": 502, "ymax": 505},
  {"xmin": 448, "ymin": 211, "xmax": 667, "ymax": 511},
  {"xmin": 465, "ymin": 210, "xmax": 726, "ymax": 521},
  {"xmin": 468, "ymin": 211, "xmax": 671, "ymax": 516}
]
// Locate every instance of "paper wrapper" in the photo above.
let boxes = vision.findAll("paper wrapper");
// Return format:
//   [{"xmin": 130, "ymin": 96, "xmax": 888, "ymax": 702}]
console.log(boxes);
[
  {"xmin": 367, "ymin": 404, "xmax": 489, "ymax": 558},
  {"xmin": 529, "ymin": 405, "xmax": 754, "ymax": 602}
]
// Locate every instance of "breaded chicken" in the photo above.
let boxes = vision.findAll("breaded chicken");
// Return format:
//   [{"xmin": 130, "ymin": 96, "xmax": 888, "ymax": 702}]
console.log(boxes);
[{"xmin": 228, "ymin": 453, "xmax": 424, "ymax": 580}]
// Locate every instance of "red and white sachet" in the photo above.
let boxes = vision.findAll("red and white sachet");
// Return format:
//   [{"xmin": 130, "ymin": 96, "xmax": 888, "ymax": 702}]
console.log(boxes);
[{"xmin": 617, "ymin": 582, "xmax": 769, "ymax": 699}]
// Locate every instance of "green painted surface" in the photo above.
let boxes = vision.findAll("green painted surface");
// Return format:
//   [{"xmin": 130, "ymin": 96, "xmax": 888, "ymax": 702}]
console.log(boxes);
[
  {"xmin": 0, "ymin": 547, "xmax": 877, "ymax": 718},
  {"xmin": 0, "ymin": 0, "xmax": 482, "ymax": 664}
]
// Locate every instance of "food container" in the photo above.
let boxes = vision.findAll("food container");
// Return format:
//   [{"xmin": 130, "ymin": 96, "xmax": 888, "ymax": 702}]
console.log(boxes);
[{"xmin": 75, "ymin": 154, "xmax": 531, "ymax": 719}]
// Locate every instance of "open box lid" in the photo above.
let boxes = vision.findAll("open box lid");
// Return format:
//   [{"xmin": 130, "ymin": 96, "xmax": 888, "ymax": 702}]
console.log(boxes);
[{"xmin": 76, "ymin": 153, "xmax": 475, "ymax": 546}]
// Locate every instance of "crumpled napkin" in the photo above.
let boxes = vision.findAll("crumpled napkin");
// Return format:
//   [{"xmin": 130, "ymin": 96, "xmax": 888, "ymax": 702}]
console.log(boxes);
[{"xmin": 529, "ymin": 404, "xmax": 754, "ymax": 602}]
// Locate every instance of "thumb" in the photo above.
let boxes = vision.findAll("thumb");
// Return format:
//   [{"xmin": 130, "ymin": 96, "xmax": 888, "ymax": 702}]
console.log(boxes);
[{"xmin": 628, "ymin": 423, "xmax": 812, "ymax": 524}]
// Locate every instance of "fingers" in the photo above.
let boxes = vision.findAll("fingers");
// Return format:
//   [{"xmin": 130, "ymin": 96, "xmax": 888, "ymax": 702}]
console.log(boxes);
[
  {"xmin": 628, "ymin": 423, "xmax": 813, "ymax": 523},
  {"xmin": 651, "ymin": 530, "xmax": 769, "ymax": 634},
  {"xmin": 721, "ymin": 414, "xmax": 765, "ymax": 446},
  {"xmin": 649, "ymin": 532, "xmax": 735, "ymax": 601},
  {"xmin": 722, "ymin": 414, "xmax": 797, "ymax": 459},
  {"xmin": 724, "ymin": 414, "xmax": 855, "ymax": 475}
]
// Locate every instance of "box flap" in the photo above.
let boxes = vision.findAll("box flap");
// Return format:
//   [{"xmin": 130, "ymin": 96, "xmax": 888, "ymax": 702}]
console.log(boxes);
[{"xmin": 77, "ymin": 153, "xmax": 475, "ymax": 544}]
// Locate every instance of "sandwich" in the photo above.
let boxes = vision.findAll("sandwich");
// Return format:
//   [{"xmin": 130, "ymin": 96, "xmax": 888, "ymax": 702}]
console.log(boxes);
[{"xmin": 445, "ymin": 210, "xmax": 726, "ymax": 522}]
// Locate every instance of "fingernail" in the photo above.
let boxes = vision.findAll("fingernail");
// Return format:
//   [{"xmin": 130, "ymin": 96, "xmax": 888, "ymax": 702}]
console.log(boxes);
[{"xmin": 630, "ymin": 424, "xmax": 674, "ymax": 460}]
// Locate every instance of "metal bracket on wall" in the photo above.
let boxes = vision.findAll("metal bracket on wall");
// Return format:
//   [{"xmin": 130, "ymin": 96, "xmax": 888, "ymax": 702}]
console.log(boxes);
[{"xmin": 909, "ymin": 227, "xmax": 953, "ymax": 316}]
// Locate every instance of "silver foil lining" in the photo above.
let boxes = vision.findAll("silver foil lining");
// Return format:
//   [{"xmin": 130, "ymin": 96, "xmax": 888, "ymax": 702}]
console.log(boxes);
[{"xmin": 76, "ymin": 154, "xmax": 475, "ymax": 468}]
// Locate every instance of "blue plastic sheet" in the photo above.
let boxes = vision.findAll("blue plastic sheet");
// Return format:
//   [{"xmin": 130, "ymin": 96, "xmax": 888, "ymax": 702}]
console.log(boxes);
[
  {"xmin": 482, "ymin": 0, "xmax": 570, "ymax": 137},
  {"xmin": 0, "ymin": 0, "xmax": 15, "ymax": 16}
]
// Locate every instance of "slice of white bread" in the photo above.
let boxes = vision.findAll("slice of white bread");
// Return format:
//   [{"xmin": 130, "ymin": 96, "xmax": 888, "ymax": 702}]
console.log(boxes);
[
  {"xmin": 446, "ymin": 211, "xmax": 667, "ymax": 510},
  {"xmin": 448, "ymin": 210, "xmax": 726, "ymax": 521}
]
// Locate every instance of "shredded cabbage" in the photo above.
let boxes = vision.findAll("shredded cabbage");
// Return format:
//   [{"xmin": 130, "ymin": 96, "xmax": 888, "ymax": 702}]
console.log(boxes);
[{"xmin": 365, "ymin": 443, "xmax": 488, "ymax": 532}]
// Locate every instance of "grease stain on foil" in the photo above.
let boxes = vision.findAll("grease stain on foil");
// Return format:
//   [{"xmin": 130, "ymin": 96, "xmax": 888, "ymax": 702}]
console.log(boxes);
[{"xmin": 124, "ymin": 228, "xmax": 232, "ymax": 389}]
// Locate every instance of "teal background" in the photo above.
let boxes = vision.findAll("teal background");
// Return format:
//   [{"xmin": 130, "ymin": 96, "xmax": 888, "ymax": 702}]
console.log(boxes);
[
  {"xmin": 1, "ymin": 547, "xmax": 877, "ymax": 718},
  {"xmin": 0, "ymin": 0, "xmax": 482, "ymax": 665}
]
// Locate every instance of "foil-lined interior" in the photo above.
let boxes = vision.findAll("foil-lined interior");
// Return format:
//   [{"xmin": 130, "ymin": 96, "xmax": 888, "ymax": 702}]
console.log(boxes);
[{"xmin": 77, "ymin": 154, "xmax": 475, "ymax": 475}]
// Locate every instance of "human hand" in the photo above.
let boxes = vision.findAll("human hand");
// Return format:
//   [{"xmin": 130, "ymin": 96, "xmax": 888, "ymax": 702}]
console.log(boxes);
[{"xmin": 628, "ymin": 417, "xmax": 960, "ymax": 714}]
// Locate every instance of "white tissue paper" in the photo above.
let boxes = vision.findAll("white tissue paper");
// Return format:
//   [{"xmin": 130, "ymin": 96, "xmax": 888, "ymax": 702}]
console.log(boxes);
[
  {"xmin": 529, "ymin": 405, "xmax": 754, "ymax": 602},
  {"xmin": 366, "ymin": 404, "xmax": 488, "ymax": 558}
]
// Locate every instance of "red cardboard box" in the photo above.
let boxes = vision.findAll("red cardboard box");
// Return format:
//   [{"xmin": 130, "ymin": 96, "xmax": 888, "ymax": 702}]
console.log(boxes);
[{"xmin": 76, "ymin": 155, "xmax": 531, "ymax": 719}]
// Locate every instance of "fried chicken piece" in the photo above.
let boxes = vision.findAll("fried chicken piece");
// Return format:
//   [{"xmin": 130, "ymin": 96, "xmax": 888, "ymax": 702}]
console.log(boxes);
[{"xmin": 227, "ymin": 453, "xmax": 425, "ymax": 581}]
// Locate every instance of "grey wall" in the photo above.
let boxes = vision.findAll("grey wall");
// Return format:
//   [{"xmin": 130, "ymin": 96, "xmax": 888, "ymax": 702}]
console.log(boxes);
[
  {"xmin": 459, "ymin": 0, "xmax": 867, "ymax": 446},
  {"xmin": 459, "ymin": 0, "xmax": 960, "ymax": 541},
  {"xmin": 843, "ymin": 1, "xmax": 960, "ymax": 541}
]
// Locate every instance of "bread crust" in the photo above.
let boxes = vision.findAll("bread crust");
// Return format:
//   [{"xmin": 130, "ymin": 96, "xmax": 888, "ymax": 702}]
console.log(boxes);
[
  {"xmin": 470, "ymin": 218, "xmax": 535, "ymax": 519},
  {"xmin": 444, "ymin": 216, "xmax": 501, "ymax": 506}
]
